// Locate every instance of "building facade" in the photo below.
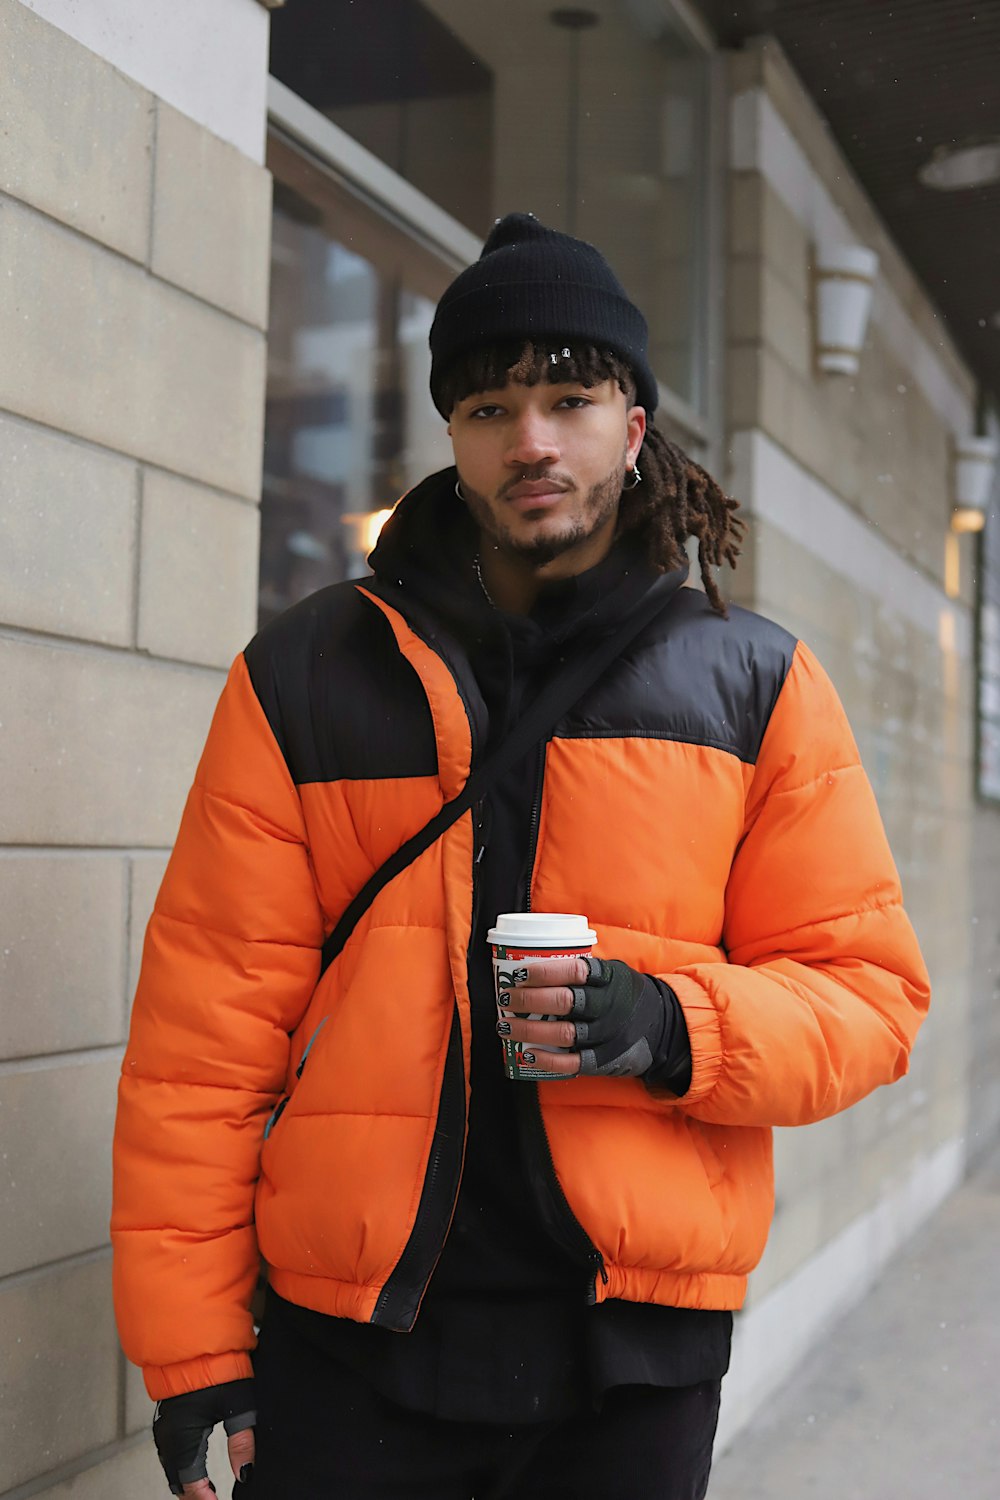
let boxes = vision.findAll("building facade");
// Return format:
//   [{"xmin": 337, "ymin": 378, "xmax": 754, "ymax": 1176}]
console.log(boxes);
[{"xmin": 1, "ymin": 0, "xmax": 998, "ymax": 1492}]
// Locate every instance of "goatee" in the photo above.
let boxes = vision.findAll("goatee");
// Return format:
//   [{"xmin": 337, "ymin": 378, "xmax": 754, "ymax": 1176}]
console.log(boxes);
[{"xmin": 459, "ymin": 459, "xmax": 626, "ymax": 566}]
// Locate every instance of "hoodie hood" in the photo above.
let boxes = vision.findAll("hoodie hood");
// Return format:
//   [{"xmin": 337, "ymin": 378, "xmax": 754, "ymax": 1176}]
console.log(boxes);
[{"xmin": 368, "ymin": 466, "xmax": 689, "ymax": 659}]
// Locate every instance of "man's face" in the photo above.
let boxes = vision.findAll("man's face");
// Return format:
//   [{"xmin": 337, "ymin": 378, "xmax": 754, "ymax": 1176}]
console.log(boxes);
[{"xmin": 447, "ymin": 377, "xmax": 646, "ymax": 571}]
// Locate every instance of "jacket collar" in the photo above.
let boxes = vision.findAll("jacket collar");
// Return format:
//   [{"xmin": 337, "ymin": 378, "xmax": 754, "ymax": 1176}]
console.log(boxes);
[
  {"xmin": 368, "ymin": 466, "xmax": 689, "ymax": 651},
  {"xmin": 367, "ymin": 467, "xmax": 690, "ymax": 759}
]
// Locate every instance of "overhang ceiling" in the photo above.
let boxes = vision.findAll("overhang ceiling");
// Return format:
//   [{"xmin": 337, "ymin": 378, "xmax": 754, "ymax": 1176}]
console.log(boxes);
[{"xmin": 692, "ymin": 0, "xmax": 1000, "ymax": 404}]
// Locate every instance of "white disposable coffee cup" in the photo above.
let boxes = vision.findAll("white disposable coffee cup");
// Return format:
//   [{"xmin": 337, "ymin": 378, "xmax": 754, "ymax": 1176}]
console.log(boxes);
[{"xmin": 487, "ymin": 912, "xmax": 597, "ymax": 1081}]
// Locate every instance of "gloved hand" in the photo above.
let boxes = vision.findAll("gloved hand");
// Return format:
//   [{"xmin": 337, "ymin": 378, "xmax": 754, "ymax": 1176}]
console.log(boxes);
[
  {"xmin": 567, "ymin": 957, "xmax": 678, "ymax": 1077},
  {"xmin": 152, "ymin": 1378, "xmax": 256, "ymax": 1495},
  {"xmin": 498, "ymin": 955, "xmax": 691, "ymax": 1087}
]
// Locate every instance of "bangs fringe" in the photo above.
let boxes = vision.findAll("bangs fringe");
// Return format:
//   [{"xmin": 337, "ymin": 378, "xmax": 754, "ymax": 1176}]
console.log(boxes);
[{"xmin": 439, "ymin": 341, "xmax": 636, "ymax": 412}]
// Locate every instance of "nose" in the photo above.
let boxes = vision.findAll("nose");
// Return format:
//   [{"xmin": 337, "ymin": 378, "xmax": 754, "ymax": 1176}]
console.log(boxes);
[{"xmin": 504, "ymin": 409, "xmax": 560, "ymax": 469}]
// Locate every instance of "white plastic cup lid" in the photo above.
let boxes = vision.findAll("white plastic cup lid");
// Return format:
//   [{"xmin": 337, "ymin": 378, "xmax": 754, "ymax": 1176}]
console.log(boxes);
[{"xmin": 487, "ymin": 912, "xmax": 597, "ymax": 949}]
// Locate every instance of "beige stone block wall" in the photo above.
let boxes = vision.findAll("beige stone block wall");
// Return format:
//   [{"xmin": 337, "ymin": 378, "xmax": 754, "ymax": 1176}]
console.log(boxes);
[
  {"xmin": 0, "ymin": 413, "xmax": 139, "ymax": 646},
  {"xmin": 0, "ymin": 856, "xmax": 128, "ymax": 1057},
  {"xmin": 0, "ymin": 636, "xmax": 224, "ymax": 846},
  {"xmin": 28, "ymin": 1426, "xmax": 243, "ymax": 1498},
  {"xmin": 0, "ymin": 3, "xmax": 270, "ymax": 1491},
  {"xmin": 970, "ymin": 806, "xmax": 1000, "ymax": 1159},
  {"xmin": 137, "ymin": 470, "xmax": 261, "ymax": 668},
  {"xmin": 725, "ymin": 41, "xmax": 976, "ymax": 606},
  {"xmin": 151, "ymin": 101, "xmax": 272, "ymax": 328},
  {"xmin": 0, "ymin": 1259, "xmax": 120, "ymax": 1492},
  {"xmin": 0, "ymin": 197, "xmax": 266, "ymax": 502},
  {"xmin": 0, "ymin": 1, "xmax": 153, "ymax": 262},
  {"xmin": 722, "ymin": 35, "xmax": 987, "ymax": 1322},
  {"xmin": 33, "ymin": 1442, "xmax": 164, "ymax": 1500},
  {"xmin": 1, "ymin": 1056, "xmax": 120, "ymax": 1278}
]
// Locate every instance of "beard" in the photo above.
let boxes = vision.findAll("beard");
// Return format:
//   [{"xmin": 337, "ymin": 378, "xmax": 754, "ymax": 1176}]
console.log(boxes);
[{"xmin": 459, "ymin": 454, "xmax": 627, "ymax": 567}]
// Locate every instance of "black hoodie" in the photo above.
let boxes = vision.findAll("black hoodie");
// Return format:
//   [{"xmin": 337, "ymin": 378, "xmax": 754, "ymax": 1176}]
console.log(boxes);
[{"xmin": 269, "ymin": 470, "xmax": 731, "ymax": 1421}]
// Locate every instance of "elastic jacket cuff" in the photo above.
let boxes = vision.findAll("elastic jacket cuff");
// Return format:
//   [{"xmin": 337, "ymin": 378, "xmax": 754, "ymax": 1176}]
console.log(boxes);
[
  {"xmin": 143, "ymin": 1350, "xmax": 255, "ymax": 1402},
  {"xmin": 642, "ymin": 976, "xmax": 693, "ymax": 1095}
]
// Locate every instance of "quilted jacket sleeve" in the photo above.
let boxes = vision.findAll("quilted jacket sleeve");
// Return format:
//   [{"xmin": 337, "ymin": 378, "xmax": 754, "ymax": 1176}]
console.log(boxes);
[
  {"xmin": 111, "ymin": 654, "xmax": 325, "ymax": 1400},
  {"xmin": 664, "ymin": 640, "xmax": 931, "ymax": 1127}
]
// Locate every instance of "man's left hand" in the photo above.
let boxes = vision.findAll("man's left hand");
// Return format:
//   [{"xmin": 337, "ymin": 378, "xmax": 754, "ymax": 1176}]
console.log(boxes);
[{"xmin": 498, "ymin": 956, "xmax": 670, "ymax": 1077}]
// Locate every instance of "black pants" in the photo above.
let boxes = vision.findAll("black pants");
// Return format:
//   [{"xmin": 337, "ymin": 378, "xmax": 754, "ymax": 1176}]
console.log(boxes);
[{"xmin": 237, "ymin": 1306, "xmax": 721, "ymax": 1500}]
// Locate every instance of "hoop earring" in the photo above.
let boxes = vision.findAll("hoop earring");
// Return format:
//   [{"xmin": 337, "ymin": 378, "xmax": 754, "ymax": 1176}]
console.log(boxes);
[
  {"xmin": 455, "ymin": 479, "xmax": 466, "ymax": 503},
  {"xmin": 623, "ymin": 465, "xmax": 642, "ymax": 490}
]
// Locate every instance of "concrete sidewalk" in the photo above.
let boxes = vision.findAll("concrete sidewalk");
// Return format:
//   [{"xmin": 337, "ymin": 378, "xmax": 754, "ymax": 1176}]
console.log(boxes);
[{"xmin": 708, "ymin": 1141, "xmax": 1000, "ymax": 1499}]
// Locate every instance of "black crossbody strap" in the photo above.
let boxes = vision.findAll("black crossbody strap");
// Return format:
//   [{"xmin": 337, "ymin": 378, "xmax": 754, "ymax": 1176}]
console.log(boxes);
[{"xmin": 319, "ymin": 584, "xmax": 672, "ymax": 974}]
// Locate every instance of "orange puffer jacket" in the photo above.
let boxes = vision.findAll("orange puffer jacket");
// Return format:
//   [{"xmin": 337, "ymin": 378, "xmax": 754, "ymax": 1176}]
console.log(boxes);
[{"xmin": 113, "ymin": 559, "xmax": 930, "ymax": 1401}]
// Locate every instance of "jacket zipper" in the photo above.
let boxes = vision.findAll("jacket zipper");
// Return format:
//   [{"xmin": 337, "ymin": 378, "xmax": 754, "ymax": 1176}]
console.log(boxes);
[
  {"xmin": 370, "ymin": 1007, "xmax": 466, "ymax": 1330},
  {"xmin": 519, "ymin": 1089, "xmax": 609, "ymax": 1302},
  {"xmin": 369, "ymin": 795, "xmax": 486, "ymax": 1330},
  {"xmin": 523, "ymin": 742, "xmax": 546, "ymax": 912},
  {"xmin": 516, "ymin": 738, "xmax": 609, "ymax": 1303}
]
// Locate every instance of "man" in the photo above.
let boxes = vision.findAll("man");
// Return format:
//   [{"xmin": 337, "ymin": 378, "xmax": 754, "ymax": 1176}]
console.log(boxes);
[{"xmin": 113, "ymin": 213, "xmax": 930, "ymax": 1499}]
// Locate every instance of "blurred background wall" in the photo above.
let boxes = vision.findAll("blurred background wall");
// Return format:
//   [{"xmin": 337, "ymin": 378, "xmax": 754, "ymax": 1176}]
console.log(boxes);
[{"xmin": 1, "ymin": 0, "xmax": 998, "ymax": 1492}]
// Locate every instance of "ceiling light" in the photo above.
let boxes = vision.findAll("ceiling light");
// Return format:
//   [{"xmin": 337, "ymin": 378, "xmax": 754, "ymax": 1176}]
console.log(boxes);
[
  {"xmin": 918, "ymin": 139, "xmax": 1000, "ymax": 191},
  {"xmin": 951, "ymin": 507, "xmax": 986, "ymax": 534},
  {"xmin": 951, "ymin": 434, "xmax": 998, "ymax": 533}
]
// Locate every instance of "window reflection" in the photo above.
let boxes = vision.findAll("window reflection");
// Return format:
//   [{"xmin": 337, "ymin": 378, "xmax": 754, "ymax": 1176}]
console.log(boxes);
[
  {"xmin": 269, "ymin": 0, "xmax": 495, "ymax": 237},
  {"xmin": 269, "ymin": 0, "xmax": 710, "ymax": 411},
  {"xmin": 423, "ymin": 1, "xmax": 708, "ymax": 408},
  {"xmin": 263, "ymin": 1, "xmax": 712, "ymax": 616},
  {"xmin": 260, "ymin": 135, "xmax": 454, "ymax": 626}
]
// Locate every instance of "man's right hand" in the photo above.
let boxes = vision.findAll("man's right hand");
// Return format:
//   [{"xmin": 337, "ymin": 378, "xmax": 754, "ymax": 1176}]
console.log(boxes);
[{"xmin": 152, "ymin": 1378, "xmax": 256, "ymax": 1495}]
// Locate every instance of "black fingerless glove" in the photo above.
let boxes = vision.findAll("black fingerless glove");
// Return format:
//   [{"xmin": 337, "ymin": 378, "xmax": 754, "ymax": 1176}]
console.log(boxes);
[
  {"xmin": 152, "ymin": 1378, "xmax": 256, "ymax": 1495},
  {"xmin": 569, "ymin": 957, "xmax": 691, "ymax": 1092}
]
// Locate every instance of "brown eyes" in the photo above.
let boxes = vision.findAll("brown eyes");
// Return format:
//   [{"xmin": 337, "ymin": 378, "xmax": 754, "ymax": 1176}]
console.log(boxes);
[{"xmin": 466, "ymin": 396, "xmax": 592, "ymax": 420}]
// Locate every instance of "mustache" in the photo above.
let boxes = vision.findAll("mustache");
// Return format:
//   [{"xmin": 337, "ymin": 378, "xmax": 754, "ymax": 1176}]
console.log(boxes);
[{"xmin": 499, "ymin": 471, "xmax": 574, "ymax": 497}]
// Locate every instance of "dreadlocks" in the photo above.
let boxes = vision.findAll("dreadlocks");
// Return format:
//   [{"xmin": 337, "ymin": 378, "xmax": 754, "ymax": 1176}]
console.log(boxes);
[{"xmin": 438, "ymin": 341, "xmax": 745, "ymax": 617}]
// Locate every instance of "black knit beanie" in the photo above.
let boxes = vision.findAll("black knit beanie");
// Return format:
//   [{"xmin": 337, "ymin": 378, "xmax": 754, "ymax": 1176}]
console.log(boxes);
[{"xmin": 429, "ymin": 212, "xmax": 658, "ymax": 418}]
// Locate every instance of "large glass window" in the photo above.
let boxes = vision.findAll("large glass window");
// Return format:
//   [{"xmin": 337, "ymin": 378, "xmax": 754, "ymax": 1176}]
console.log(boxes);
[
  {"xmin": 269, "ymin": 0, "xmax": 711, "ymax": 412},
  {"xmin": 269, "ymin": 0, "xmax": 495, "ymax": 238},
  {"xmin": 260, "ymin": 133, "xmax": 455, "ymax": 626},
  {"xmin": 263, "ymin": 0, "xmax": 714, "ymax": 615},
  {"xmin": 426, "ymin": 1, "xmax": 709, "ymax": 413}
]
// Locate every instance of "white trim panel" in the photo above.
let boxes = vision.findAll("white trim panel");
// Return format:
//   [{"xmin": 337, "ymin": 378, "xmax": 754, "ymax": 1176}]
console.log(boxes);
[
  {"xmin": 268, "ymin": 76, "xmax": 483, "ymax": 273},
  {"xmin": 716, "ymin": 1133, "xmax": 965, "ymax": 1452},
  {"xmin": 729, "ymin": 428, "xmax": 972, "ymax": 659},
  {"xmin": 729, "ymin": 86, "xmax": 973, "ymax": 441},
  {"xmin": 18, "ymin": 0, "xmax": 271, "ymax": 162}
]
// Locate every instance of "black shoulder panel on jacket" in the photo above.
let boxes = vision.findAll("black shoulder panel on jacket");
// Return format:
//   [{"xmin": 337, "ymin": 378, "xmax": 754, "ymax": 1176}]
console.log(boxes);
[
  {"xmin": 558, "ymin": 587, "xmax": 797, "ymax": 765},
  {"xmin": 243, "ymin": 584, "xmax": 439, "ymax": 785}
]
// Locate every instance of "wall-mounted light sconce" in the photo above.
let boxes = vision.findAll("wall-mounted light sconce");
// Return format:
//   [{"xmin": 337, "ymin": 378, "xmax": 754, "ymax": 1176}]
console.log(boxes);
[
  {"xmin": 814, "ymin": 244, "xmax": 879, "ymax": 375},
  {"xmin": 951, "ymin": 434, "xmax": 999, "ymax": 533}
]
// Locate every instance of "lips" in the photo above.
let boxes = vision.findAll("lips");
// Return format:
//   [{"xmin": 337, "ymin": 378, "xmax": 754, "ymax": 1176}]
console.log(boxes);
[
  {"xmin": 506, "ymin": 480, "xmax": 570, "ymax": 509},
  {"xmin": 508, "ymin": 480, "xmax": 568, "ymax": 498}
]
